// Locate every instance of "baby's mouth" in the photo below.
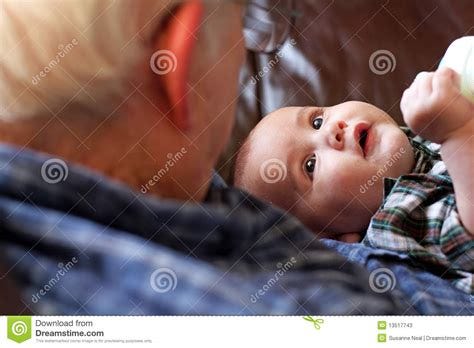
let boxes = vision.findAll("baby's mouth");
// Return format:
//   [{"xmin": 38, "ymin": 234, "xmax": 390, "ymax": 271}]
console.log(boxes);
[
  {"xmin": 354, "ymin": 123, "xmax": 372, "ymax": 157},
  {"xmin": 359, "ymin": 130, "xmax": 368, "ymax": 151}
]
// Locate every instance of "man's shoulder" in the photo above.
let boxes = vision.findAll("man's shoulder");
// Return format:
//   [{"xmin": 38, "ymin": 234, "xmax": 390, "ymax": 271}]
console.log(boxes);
[{"xmin": 0, "ymin": 144, "xmax": 318, "ymax": 257}]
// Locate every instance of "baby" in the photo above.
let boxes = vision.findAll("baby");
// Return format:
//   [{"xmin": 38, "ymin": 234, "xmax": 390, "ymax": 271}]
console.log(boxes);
[{"xmin": 234, "ymin": 67, "xmax": 474, "ymax": 293}]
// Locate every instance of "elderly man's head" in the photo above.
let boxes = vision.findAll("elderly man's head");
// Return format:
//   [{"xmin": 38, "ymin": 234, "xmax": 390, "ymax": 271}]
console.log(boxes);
[{"xmin": 0, "ymin": 0, "xmax": 244, "ymax": 201}]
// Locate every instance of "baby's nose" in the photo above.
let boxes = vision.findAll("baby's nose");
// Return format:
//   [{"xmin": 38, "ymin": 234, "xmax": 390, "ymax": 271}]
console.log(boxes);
[{"xmin": 326, "ymin": 120, "xmax": 347, "ymax": 150}]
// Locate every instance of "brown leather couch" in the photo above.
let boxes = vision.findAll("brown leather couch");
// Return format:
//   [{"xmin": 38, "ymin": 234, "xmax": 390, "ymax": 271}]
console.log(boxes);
[{"xmin": 218, "ymin": 0, "xmax": 474, "ymax": 182}]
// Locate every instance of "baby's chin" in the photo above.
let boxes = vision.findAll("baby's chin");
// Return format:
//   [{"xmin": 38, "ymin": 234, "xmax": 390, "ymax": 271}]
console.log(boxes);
[
  {"xmin": 372, "ymin": 125, "xmax": 413, "ymax": 174},
  {"xmin": 299, "ymin": 209, "xmax": 374, "ymax": 241},
  {"xmin": 306, "ymin": 228, "xmax": 362, "ymax": 243},
  {"xmin": 336, "ymin": 232, "xmax": 362, "ymax": 243}
]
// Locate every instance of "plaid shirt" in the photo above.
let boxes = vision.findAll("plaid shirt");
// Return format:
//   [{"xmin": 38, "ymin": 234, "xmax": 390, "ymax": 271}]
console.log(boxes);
[{"xmin": 363, "ymin": 128, "xmax": 474, "ymax": 294}]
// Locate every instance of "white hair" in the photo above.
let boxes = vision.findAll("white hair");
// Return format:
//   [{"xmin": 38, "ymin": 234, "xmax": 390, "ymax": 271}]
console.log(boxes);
[{"xmin": 0, "ymin": 0, "xmax": 177, "ymax": 121}]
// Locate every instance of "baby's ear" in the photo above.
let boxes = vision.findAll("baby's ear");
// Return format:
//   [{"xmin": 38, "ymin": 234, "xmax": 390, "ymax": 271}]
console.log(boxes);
[{"xmin": 337, "ymin": 232, "xmax": 361, "ymax": 243}]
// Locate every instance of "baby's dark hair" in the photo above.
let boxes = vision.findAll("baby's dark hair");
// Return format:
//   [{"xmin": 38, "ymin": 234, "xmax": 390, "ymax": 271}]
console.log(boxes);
[{"xmin": 233, "ymin": 129, "xmax": 256, "ymax": 188}]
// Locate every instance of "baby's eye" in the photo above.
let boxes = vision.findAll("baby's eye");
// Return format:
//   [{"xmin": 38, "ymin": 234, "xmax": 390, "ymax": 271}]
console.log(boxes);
[
  {"xmin": 305, "ymin": 155, "xmax": 316, "ymax": 177},
  {"xmin": 312, "ymin": 116, "xmax": 323, "ymax": 130}
]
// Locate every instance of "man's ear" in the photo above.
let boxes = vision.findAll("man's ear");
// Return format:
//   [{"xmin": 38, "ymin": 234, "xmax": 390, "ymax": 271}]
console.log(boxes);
[{"xmin": 152, "ymin": 0, "xmax": 203, "ymax": 130}]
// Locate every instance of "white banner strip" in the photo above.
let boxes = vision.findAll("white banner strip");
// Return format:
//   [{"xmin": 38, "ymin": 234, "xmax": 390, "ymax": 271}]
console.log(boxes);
[{"xmin": 1, "ymin": 316, "xmax": 472, "ymax": 347}]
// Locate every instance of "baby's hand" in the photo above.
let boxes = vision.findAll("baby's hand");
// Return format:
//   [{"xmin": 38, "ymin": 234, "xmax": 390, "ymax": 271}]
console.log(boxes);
[{"xmin": 400, "ymin": 67, "xmax": 474, "ymax": 144}]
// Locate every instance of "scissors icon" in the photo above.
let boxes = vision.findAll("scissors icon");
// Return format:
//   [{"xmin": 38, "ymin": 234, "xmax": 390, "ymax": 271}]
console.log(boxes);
[{"xmin": 303, "ymin": 316, "xmax": 324, "ymax": 330}]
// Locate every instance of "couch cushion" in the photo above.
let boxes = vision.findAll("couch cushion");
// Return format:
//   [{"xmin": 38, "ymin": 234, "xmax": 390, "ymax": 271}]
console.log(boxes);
[{"xmin": 218, "ymin": 0, "xmax": 474, "ymax": 183}]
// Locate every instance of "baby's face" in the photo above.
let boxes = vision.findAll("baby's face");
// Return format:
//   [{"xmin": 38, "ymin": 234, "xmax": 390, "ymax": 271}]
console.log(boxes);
[{"xmin": 239, "ymin": 101, "xmax": 414, "ymax": 241}]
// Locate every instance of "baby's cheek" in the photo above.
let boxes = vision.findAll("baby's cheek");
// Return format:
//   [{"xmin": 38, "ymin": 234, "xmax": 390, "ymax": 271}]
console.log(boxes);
[
  {"xmin": 332, "ymin": 170, "xmax": 359, "ymax": 188},
  {"xmin": 318, "ymin": 169, "xmax": 359, "ymax": 208},
  {"xmin": 324, "ymin": 160, "xmax": 368, "ymax": 189},
  {"xmin": 330, "ymin": 161, "xmax": 382, "ymax": 203}
]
